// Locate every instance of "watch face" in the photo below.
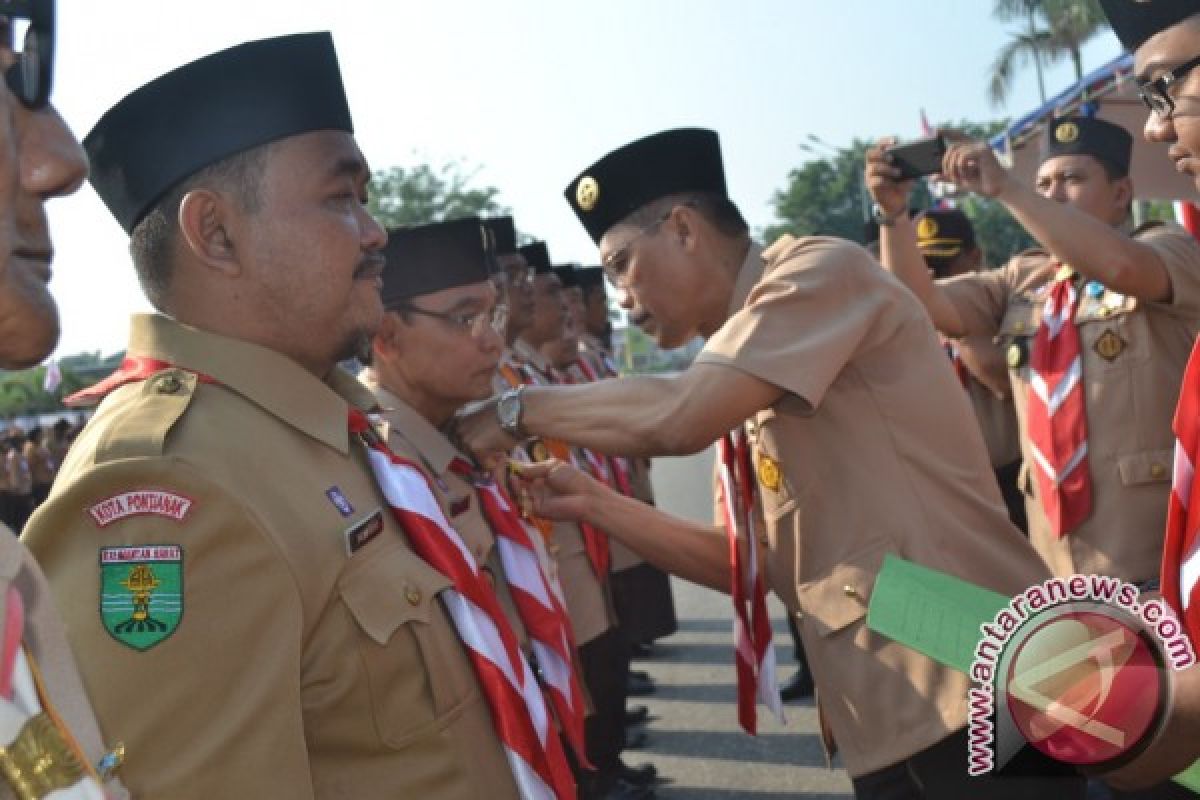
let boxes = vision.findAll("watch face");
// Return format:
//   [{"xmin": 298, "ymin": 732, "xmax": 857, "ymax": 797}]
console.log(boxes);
[{"xmin": 499, "ymin": 393, "xmax": 520, "ymax": 430}]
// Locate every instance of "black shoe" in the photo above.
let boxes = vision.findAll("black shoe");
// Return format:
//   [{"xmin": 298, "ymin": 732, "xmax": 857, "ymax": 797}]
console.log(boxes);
[
  {"xmin": 779, "ymin": 668, "xmax": 814, "ymax": 702},
  {"xmin": 624, "ymin": 705, "xmax": 650, "ymax": 727},
  {"xmin": 581, "ymin": 771, "xmax": 655, "ymax": 800},
  {"xmin": 617, "ymin": 758, "xmax": 659, "ymax": 786},
  {"xmin": 627, "ymin": 671, "xmax": 656, "ymax": 696}
]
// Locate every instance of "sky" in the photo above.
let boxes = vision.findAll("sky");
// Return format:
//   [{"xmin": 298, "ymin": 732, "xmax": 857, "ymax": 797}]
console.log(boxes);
[{"xmin": 42, "ymin": 0, "xmax": 1123, "ymax": 359}]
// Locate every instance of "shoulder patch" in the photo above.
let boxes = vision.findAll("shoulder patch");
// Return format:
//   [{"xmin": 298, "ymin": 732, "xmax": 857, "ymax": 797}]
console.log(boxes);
[
  {"xmin": 100, "ymin": 545, "xmax": 183, "ymax": 650},
  {"xmin": 88, "ymin": 489, "xmax": 193, "ymax": 527}
]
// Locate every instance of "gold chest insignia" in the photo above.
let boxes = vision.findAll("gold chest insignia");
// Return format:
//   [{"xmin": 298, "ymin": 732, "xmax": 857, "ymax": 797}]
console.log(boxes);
[
  {"xmin": 757, "ymin": 454, "xmax": 782, "ymax": 492},
  {"xmin": 1093, "ymin": 329, "xmax": 1127, "ymax": 362}
]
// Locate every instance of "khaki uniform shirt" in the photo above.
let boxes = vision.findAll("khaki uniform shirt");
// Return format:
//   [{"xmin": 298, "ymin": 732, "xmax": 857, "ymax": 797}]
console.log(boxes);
[
  {"xmin": 361, "ymin": 379, "xmax": 528, "ymax": 649},
  {"xmin": 0, "ymin": 529, "xmax": 128, "ymax": 799},
  {"xmin": 508, "ymin": 341, "xmax": 614, "ymax": 646},
  {"xmin": 951, "ymin": 337, "xmax": 1022, "ymax": 469},
  {"xmin": 940, "ymin": 224, "xmax": 1200, "ymax": 582},
  {"xmin": 696, "ymin": 236, "xmax": 1050, "ymax": 777},
  {"xmin": 22, "ymin": 314, "xmax": 518, "ymax": 800}
]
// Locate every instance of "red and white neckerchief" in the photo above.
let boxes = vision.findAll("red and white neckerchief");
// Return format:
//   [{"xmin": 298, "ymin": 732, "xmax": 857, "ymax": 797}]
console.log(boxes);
[
  {"xmin": 447, "ymin": 457, "xmax": 590, "ymax": 766},
  {"xmin": 1026, "ymin": 266, "xmax": 1092, "ymax": 537},
  {"xmin": 64, "ymin": 356, "xmax": 217, "ymax": 407},
  {"xmin": 717, "ymin": 427, "xmax": 783, "ymax": 735},
  {"xmin": 1163, "ymin": 339, "xmax": 1200, "ymax": 645},
  {"xmin": 571, "ymin": 356, "xmax": 636, "ymax": 497},
  {"xmin": 545, "ymin": 366, "xmax": 612, "ymax": 581},
  {"xmin": 942, "ymin": 339, "xmax": 969, "ymax": 389},
  {"xmin": 349, "ymin": 410, "xmax": 575, "ymax": 800}
]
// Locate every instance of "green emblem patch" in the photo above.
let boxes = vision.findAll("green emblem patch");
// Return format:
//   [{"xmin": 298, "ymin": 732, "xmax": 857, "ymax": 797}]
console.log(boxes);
[{"xmin": 100, "ymin": 545, "xmax": 183, "ymax": 650}]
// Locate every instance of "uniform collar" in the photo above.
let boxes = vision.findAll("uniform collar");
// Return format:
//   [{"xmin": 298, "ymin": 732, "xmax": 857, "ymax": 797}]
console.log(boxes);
[
  {"xmin": 359, "ymin": 377, "xmax": 462, "ymax": 475},
  {"xmin": 126, "ymin": 313, "xmax": 369, "ymax": 455},
  {"xmin": 513, "ymin": 337, "xmax": 551, "ymax": 374},
  {"xmin": 726, "ymin": 240, "xmax": 767, "ymax": 318}
]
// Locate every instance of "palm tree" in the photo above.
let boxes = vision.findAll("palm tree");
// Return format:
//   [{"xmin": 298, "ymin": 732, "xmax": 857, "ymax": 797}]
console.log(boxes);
[{"xmin": 988, "ymin": 0, "xmax": 1109, "ymax": 108}]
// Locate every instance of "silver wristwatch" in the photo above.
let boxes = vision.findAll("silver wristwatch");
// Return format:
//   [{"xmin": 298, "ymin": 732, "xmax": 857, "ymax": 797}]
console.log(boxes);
[{"xmin": 497, "ymin": 387, "xmax": 526, "ymax": 439}]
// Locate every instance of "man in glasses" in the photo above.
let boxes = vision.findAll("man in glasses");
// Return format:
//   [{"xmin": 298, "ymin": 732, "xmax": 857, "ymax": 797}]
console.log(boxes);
[
  {"xmin": 0, "ymin": 0, "xmax": 126, "ymax": 796},
  {"xmin": 458, "ymin": 128, "xmax": 1073, "ymax": 799},
  {"xmin": 22, "ymin": 34, "xmax": 542, "ymax": 799},
  {"xmin": 359, "ymin": 216, "xmax": 526, "ymax": 638},
  {"xmin": 1066, "ymin": 2, "xmax": 1200, "ymax": 792},
  {"xmin": 1101, "ymin": 2, "xmax": 1200, "ymax": 192},
  {"xmin": 866, "ymin": 118, "xmax": 1200, "ymax": 594}
]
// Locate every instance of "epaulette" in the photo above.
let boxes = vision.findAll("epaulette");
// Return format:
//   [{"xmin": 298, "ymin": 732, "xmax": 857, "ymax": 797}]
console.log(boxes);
[{"xmin": 94, "ymin": 369, "xmax": 199, "ymax": 462}]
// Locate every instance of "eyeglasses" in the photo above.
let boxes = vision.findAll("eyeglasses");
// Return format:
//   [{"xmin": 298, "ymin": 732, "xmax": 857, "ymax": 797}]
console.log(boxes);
[
  {"xmin": 396, "ymin": 302, "xmax": 508, "ymax": 338},
  {"xmin": 1138, "ymin": 53, "xmax": 1200, "ymax": 119},
  {"xmin": 601, "ymin": 208, "xmax": 677, "ymax": 288},
  {"xmin": 0, "ymin": 0, "xmax": 52, "ymax": 110}
]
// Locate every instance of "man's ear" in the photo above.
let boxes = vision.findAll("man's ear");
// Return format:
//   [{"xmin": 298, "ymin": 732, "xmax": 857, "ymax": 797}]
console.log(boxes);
[
  {"xmin": 673, "ymin": 203, "xmax": 698, "ymax": 252},
  {"xmin": 373, "ymin": 311, "xmax": 402, "ymax": 360},
  {"xmin": 1112, "ymin": 176, "xmax": 1134, "ymax": 217},
  {"xmin": 177, "ymin": 188, "xmax": 241, "ymax": 278}
]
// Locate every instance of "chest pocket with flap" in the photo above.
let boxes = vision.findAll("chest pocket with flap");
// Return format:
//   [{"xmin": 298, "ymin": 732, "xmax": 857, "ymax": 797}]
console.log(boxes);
[
  {"xmin": 796, "ymin": 540, "xmax": 888, "ymax": 638},
  {"xmin": 339, "ymin": 541, "xmax": 476, "ymax": 749}
]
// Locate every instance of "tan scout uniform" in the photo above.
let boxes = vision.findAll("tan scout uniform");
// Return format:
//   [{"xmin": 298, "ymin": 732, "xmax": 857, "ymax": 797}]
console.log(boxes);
[
  {"xmin": 696, "ymin": 237, "xmax": 1051, "ymax": 777},
  {"xmin": 511, "ymin": 341, "xmax": 615, "ymax": 646},
  {"xmin": 939, "ymin": 223, "xmax": 1200, "ymax": 583},
  {"xmin": 23, "ymin": 314, "xmax": 519, "ymax": 800},
  {"xmin": 0, "ymin": 529, "xmax": 128, "ymax": 799},
  {"xmin": 361, "ymin": 379, "xmax": 529, "ymax": 648}
]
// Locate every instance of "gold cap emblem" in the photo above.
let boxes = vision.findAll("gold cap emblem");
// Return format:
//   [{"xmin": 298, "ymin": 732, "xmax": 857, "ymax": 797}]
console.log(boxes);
[
  {"xmin": 576, "ymin": 176, "xmax": 600, "ymax": 212},
  {"xmin": 916, "ymin": 217, "xmax": 938, "ymax": 241},
  {"xmin": 1055, "ymin": 121, "xmax": 1079, "ymax": 144}
]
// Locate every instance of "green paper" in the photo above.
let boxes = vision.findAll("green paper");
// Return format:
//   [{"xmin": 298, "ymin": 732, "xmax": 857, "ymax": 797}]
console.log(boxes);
[
  {"xmin": 866, "ymin": 554, "xmax": 1009, "ymax": 675},
  {"xmin": 867, "ymin": 555, "xmax": 1199, "ymax": 793}
]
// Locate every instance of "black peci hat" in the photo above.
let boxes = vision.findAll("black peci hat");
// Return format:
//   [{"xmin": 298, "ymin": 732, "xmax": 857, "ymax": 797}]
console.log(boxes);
[
  {"xmin": 381, "ymin": 217, "xmax": 496, "ymax": 307},
  {"xmin": 1099, "ymin": 0, "xmax": 1200, "ymax": 52},
  {"xmin": 483, "ymin": 216, "xmax": 518, "ymax": 256},
  {"xmin": 564, "ymin": 128, "xmax": 728, "ymax": 245},
  {"xmin": 1040, "ymin": 116, "xmax": 1133, "ymax": 176},
  {"xmin": 574, "ymin": 267, "xmax": 605, "ymax": 294},
  {"xmin": 85, "ymin": 32, "xmax": 354, "ymax": 234},
  {"xmin": 519, "ymin": 241, "xmax": 553, "ymax": 274}
]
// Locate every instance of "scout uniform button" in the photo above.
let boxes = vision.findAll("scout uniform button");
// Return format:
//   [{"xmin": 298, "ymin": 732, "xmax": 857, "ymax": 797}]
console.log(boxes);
[
  {"xmin": 1007, "ymin": 340, "xmax": 1028, "ymax": 369},
  {"xmin": 1151, "ymin": 463, "xmax": 1167, "ymax": 480},
  {"xmin": 156, "ymin": 373, "xmax": 183, "ymax": 394},
  {"xmin": 1093, "ymin": 329, "xmax": 1127, "ymax": 362},
  {"xmin": 842, "ymin": 584, "xmax": 858, "ymax": 598},
  {"xmin": 405, "ymin": 586, "xmax": 421, "ymax": 606}
]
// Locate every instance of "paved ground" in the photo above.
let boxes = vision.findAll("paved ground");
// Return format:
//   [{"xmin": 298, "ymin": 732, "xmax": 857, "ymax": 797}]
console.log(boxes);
[{"xmin": 633, "ymin": 452, "xmax": 854, "ymax": 799}]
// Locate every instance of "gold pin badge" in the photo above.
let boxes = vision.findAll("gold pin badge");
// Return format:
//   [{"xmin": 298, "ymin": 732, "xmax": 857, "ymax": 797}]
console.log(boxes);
[
  {"xmin": 576, "ymin": 176, "xmax": 600, "ymax": 212},
  {"xmin": 1093, "ymin": 329, "xmax": 1127, "ymax": 362},
  {"xmin": 1055, "ymin": 121, "xmax": 1079, "ymax": 144},
  {"xmin": 916, "ymin": 217, "xmax": 938, "ymax": 241},
  {"xmin": 757, "ymin": 454, "xmax": 782, "ymax": 492}
]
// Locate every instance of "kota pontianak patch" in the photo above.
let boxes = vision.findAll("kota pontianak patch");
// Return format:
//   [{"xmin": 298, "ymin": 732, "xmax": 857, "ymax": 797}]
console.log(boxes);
[
  {"xmin": 100, "ymin": 545, "xmax": 183, "ymax": 651},
  {"xmin": 87, "ymin": 489, "xmax": 193, "ymax": 528}
]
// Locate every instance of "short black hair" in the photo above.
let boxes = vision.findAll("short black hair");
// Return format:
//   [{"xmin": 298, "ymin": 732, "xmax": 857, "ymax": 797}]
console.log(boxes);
[
  {"xmin": 128, "ymin": 143, "xmax": 272, "ymax": 310},
  {"xmin": 622, "ymin": 191, "xmax": 748, "ymax": 239}
]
